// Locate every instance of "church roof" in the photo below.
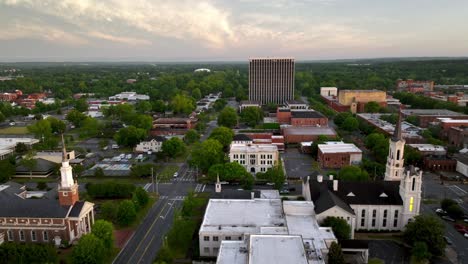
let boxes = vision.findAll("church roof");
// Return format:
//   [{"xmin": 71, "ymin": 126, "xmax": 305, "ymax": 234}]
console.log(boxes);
[
  {"xmin": 68, "ymin": 201, "xmax": 86, "ymax": 217},
  {"xmin": 309, "ymin": 180, "xmax": 403, "ymax": 212},
  {"xmin": 0, "ymin": 197, "xmax": 71, "ymax": 218}
]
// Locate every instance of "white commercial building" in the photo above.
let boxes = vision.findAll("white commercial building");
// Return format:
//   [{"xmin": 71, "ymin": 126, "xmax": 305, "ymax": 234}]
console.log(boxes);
[
  {"xmin": 0, "ymin": 137, "xmax": 39, "ymax": 159},
  {"xmin": 109, "ymin": 92, "xmax": 149, "ymax": 101},
  {"xmin": 200, "ymin": 196, "xmax": 339, "ymax": 264},
  {"xmin": 320, "ymin": 87, "xmax": 338, "ymax": 97},
  {"xmin": 454, "ymin": 154, "xmax": 468, "ymax": 177},
  {"xmin": 229, "ymin": 143, "xmax": 279, "ymax": 174},
  {"xmin": 134, "ymin": 136, "xmax": 166, "ymax": 153}
]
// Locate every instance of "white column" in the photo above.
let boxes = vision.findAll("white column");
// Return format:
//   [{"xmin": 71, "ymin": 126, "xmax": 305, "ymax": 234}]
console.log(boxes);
[
  {"xmin": 91, "ymin": 210, "xmax": 95, "ymax": 225},
  {"xmin": 87, "ymin": 214, "xmax": 91, "ymax": 233}
]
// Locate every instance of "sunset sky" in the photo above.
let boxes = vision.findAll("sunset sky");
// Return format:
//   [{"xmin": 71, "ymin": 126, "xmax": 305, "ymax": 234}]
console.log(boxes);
[{"xmin": 1, "ymin": 0, "xmax": 467, "ymax": 61}]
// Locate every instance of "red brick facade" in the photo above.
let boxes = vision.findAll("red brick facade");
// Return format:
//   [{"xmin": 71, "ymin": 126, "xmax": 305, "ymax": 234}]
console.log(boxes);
[
  {"xmin": 58, "ymin": 185, "xmax": 79, "ymax": 206},
  {"xmin": 423, "ymin": 157, "xmax": 457, "ymax": 171},
  {"xmin": 318, "ymin": 152, "xmax": 351, "ymax": 169}
]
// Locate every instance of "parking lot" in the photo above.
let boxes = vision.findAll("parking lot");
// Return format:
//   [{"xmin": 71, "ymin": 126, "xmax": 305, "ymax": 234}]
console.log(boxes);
[{"xmin": 281, "ymin": 148, "xmax": 315, "ymax": 179}]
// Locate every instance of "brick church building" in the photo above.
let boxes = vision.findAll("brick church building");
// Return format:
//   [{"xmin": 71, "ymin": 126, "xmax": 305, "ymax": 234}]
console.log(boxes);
[{"xmin": 0, "ymin": 136, "xmax": 94, "ymax": 246}]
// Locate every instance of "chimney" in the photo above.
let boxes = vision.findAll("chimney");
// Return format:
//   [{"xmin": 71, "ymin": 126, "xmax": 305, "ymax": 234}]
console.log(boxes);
[
  {"xmin": 317, "ymin": 175, "xmax": 323, "ymax": 183},
  {"xmin": 333, "ymin": 180, "xmax": 338, "ymax": 191},
  {"xmin": 329, "ymin": 175, "xmax": 333, "ymax": 181}
]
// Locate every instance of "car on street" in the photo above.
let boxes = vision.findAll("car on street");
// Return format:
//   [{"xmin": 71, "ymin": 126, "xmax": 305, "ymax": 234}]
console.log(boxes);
[
  {"xmin": 454, "ymin": 224, "xmax": 467, "ymax": 234},
  {"xmin": 441, "ymin": 216, "xmax": 455, "ymax": 222},
  {"xmin": 173, "ymin": 172, "xmax": 178, "ymax": 178},
  {"xmin": 112, "ymin": 144, "xmax": 119, "ymax": 149},
  {"xmin": 465, "ymin": 233, "xmax": 468, "ymax": 239},
  {"xmin": 279, "ymin": 188, "xmax": 290, "ymax": 194},
  {"xmin": 443, "ymin": 236, "xmax": 453, "ymax": 245},
  {"xmin": 266, "ymin": 182, "xmax": 275, "ymax": 186},
  {"xmin": 435, "ymin": 208, "xmax": 447, "ymax": 215}
]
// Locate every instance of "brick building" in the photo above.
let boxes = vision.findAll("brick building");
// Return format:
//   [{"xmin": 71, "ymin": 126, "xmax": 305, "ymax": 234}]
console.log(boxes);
[
  {"xmin": 318, "ymin": 142, "xmax": 362, "ymax": 169},
  {"xmin": 435, "ymin": 118, "xmax": 468, "ymax": 138},
  {"xmin": 0, "ymin": 138, "xmax": 94, "ymax": 246},
  {"xmin": 397, "ymin": 80, "xmax": 434, "ymax": 92},
  {"xmin": 151, "ymin": 117, "xmax": 198, "ymax": 136},
  {"xmin": 423, "ymin": 156, "xmax": 457, "ymax": 172},
  {"xmin": 400, "ymin": 109, "xmax": 468, "ymax": 128},
  {"xmin": 448, "ymin": 127, "xmax": 468, "ymax": 148},
  {"xmin": 320, "ymin": 88, "xmax": 387, "ymax": 113},
  {"xmin": 282, "ymin": 127, "xmax": 337, "ymax": 144},
  {"xmin": 276, "ymin": 108, "xmax": 328, "ymax": 126}
]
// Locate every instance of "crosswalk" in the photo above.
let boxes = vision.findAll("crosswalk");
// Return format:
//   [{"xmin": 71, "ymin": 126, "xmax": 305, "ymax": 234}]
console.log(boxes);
[
  {"xmin": 172, "ymin": 173, "xmax": 195, "ymax": 182},
  {"xmin": 194, "ymin": 184, "xmax": 206, "ymax": 193},
  {"xmin": 446, "ymin": 185, "xmax": 468, "ymax": 196}
]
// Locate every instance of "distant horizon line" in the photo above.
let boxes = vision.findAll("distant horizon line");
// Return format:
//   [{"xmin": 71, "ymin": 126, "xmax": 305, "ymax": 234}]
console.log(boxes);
[{"xmin": 1, "ymin": 56, "xmax": 468, "ymax": 64}]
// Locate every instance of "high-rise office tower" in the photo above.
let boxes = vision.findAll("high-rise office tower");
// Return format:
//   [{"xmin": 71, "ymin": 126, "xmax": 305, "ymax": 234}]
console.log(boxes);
[{"xmin": 248, "ymin": 57, "xmax": 295, "ymax": 105}]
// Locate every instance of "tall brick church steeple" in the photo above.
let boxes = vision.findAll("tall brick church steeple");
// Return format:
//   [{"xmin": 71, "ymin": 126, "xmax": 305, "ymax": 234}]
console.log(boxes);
[{"xmin": 58, "ymin": 134, "xmax": 79, "ymax": 206}]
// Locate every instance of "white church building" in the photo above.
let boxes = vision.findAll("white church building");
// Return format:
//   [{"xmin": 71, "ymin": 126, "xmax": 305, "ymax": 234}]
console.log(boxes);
[{"xmin": 303, "ymin": 112, "xmax": 422, "ymax": 237}]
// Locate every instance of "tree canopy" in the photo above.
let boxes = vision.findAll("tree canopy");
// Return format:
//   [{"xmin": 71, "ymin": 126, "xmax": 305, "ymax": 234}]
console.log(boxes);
[
  {"xmin": 338, "ymin": 165, "xmax": 369, "ymax": 181},
  {"xmin": 240, "ymin": 107, "xmax": 264, "ymax": 127},
  {"xmin": 114, "ymin": 126, "xmax": 147, "ymax": 147},
  {"xmin": 209, "ymin": 126, "xmax": 234, "ymax": 148},
  {"xmin": 321, "ymin": 216, "xmax": 351, "ymax": 240},
  {"xmin": 403, "ymin": 215, "xmax": 446, "ymax": 257},
  {"xmin": 190, "ymin": 139, "xmax": 224, "ymax": 172},
  {"xmin": 161, "ymin": 137, "xmax": 186, "ymax": 158},
  {"xmin": 217, "ymin": 107, "xmax": 238, "ymax": 128},
  {"xmin": 71, "ymin": 234, "xmax": 106, "ymax": 264}
]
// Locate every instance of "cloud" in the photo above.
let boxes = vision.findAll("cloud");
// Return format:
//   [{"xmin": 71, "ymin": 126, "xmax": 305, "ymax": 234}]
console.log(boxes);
[{"xmin": 88, "ymin": 31, "xmax": 151, "ymax": 45}]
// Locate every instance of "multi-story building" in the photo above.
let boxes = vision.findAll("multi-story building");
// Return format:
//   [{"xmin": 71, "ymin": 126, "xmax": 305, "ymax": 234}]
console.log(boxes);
[
  {"xmin": 151, "ymin": 117, "xmax": 198, "ymax": 136},
  {"xmin": 248, "ymin": 58, "xmax": 295, "ymax": 105},
  {"xmin": 320, "ymin": 87, "xmax": 338, "ymax": 97},
  {"xmin": 338, "ymin": 89, "xmax": 387, "ymax": 114},
  {"xmin": 238, "ymin": 100, "xmax": 261, "ymax": 112},
  {"xmin": 229, "ymin": 143, "xmax": 279, "ymax": 174},
  {"xmin": 282, "ymin": 127, "xmax": 337, "ymax": 144},
  {"xmin": 134, "ymin": 136, "xmax": 166, "ymax": 153},
  {"xmin": 434, "ymin": 118, "xmax": 468, "ymax": 138},
  {"xmin": 0, "ymin": 138, "xmax": 94, "ymax": 246},
  {"xmin": 109, "ymin": 92, "xmax": 149, "ymax": 101},
  {"xmin": 397, "ymin": 79, "xmax": 434, "ymax": 92},
  {"xmin": 448, "ymin": 126, "xmax": 468, "ymax": 148},
  {"xmin": 199, "ymin": 196, "xmax": 342, "ymax": 263},
  {"xmin": 400, "ymin": 109, "xmax": 468, "ymax": 128},
  {"xmin": 277, "ymin": 108, "xmax": 328, "ymax": 126},
  {"xmin": 318, "ymin": 141, "xmax": 362, "ymax": 169},
  {"xmin": 303, "ymin": 113, "xmax": 422, "ymax": 236}
]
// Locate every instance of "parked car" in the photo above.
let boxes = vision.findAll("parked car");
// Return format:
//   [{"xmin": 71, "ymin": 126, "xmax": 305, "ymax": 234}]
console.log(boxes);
[
  {"xmin": 119, "ymin": 154, "xmax": 125, "ymax": 159},
  {"xmin": 435, "ymin": 208, "xmax": 447, "ymax": 215},
  {"xmin": 465, "ymin": 233, "xmax": 468, "ymax": 239},
  {"xmin": 279, "ymin": 188, "xmax": 290, "ymax": 194},
  {"xmin": 112, "ymin": 144, "xmax": 119, "ymax": 149},
  {"xmin": 454, "ymin": 224, "xmax": 467, "ymax": 234},
  {"xmin": 442, "ymin": 216, "xmax": 456, "ymax": 222},
  {"xmin": 266, "ymin": 182, "xmax": 275, "ymax": 186},
  {"xmin": 443, "ymin": 236, "xmax": 453, "ymax": 245},
  {"xmin": 173, "ymin": 172, "xmax": 178, "ymax": 178},
  {"xmin": 126, "ymin": 154, "xmax": 132, "ymax": 159}
]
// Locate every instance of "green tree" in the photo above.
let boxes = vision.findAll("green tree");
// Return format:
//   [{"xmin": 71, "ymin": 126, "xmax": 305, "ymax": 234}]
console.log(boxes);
[
  {"xmin": 71, "ymin": 234, "xmax": 106, "ymax": 264},
  {"xmin": 27, "ymin": 119, "xmax": 52, "ymax": 139},
  {"xmin": 446, "ymin": 204, "xmax": 464, "ymax": 219},
  {"xmin": 152, "ymin": 100, "xmax": 167, "ymax": 113},
  {"xmin": 240, "ymin": 106, "xmax": 264, "ymax": 127},
  {"xmin": 171, "ymin": 94, "xmax": 195, "ymax": 114},
  {"xmin": 19, "ymin": 151, "xmax": 37, "ymax": 178},
  {"xmin": 94, "ymin": 167, "xmax": 105, "ymax": 177},
  {"xmin": 365, "ymin": 133, "xmax": 389, "ymax": 163},
  {"xmin": 441, "ymin": 198, "xmax": 457, "ymax": 211},
  {"xmin": 321, "ymin": 217, "xmax": 351, "ymax": 240},
  {"xmin": 404, "ymin": 146, "xmax": 423, "ymax": 166},
  {"xmin": 341, "ymin": 116, "xmax": 359, "ymax": 131},
  {"xmin": 334, "ymin": 112, "xmax": 352, "ymax": 126},
  {"xmin": 184, "ymin": 129, "xmax": 200, "ymax": 144},
  {"xmin": 217, "ymin": 107, "xmax": 238, "ymax": 128},
  {"xmin": 117, "ymin": 200, "xmax": 137, "ymax": 226},
  {"xmin": 66, "ymin": 109, "xmax": 87, "ymax": 127},
  {"xmin": 209, "ymin": 126, "xmax": 234, "ymax": 148},
  {"xmin": 46, "ymin": 116, "xmax": 66, "ymax": 134},
  {"xmin": 364, "ymin": 101, "xmax": 381, "ymax": 113},
  {"xmin": 338, "ymin": 165, "xmax": 369, "ymax": 181},
  {"xmin": 403, "ymin": 215, "xmax": 446, "ymax": 257},
  {"xmin": 91, "ymin": 220, "xmax": 114, "ymax": 252},
  {"xmin": 192, "ymin": 88, "xmax": 202, "ymax": 100},
  {"xmin": 133, "ymin": 187, "xmax": 150, "ymax": 208},
  {"xmin": 15, "ymin": 142, "xmax": 28, "ymax": 154},
  {"xmin": 190, "ymin": 139, "xmax": 224, "ymax": 172},
  {"xmin": 213, "ymin": 98, "xmax": 227, "ymax": 111},
  {"xmin": 161, "ymin": 137, "xmax": 186, "ymax": 158},
  {"xmin": 81, "ymin": 117, "xmax": 101, "ymax": 138},
  {"xmin": 412, "ymin": 242, "xmax": 432, "ymax": 263},
  {"xmin": 74, "ymin": 98, "xmax": 89, "ymax": 112},
  {"xmin": 0, "ymin": 159, "xmax": 15, "ymax": 183},
  {"xmin": 406, "ymin": 115, "xmax": 419, "ymax": 126},
  {"xmin": 0, "ymin": 111, "xmax": 5, "ymax": 123},
  {"xmin": 131, "ymin": 114, "xmax": 153, "ymax": 131},
  {"xmin": 114, "ymin": 126, "xmax": 147, "ymax": 147},
  {"xmin": 328, "ymin": 242, "xmax": 345, "ymax": 264},
  {"xmin": 101, "ymin": 201, "xmax": 118, "ymax": 222},
  {"xmin": 135, "ymin": 101, "xmax": 152, "ymax": 113}
]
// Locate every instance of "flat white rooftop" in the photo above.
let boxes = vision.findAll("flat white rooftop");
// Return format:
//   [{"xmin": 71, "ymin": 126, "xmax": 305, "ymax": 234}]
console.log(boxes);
[
  {"xmin": 438, "ymin": 118, "xmax": 468, "ymax": 124},
  {"xmin": 230, "ymin": 143, "xmax": 278, "ymax": 153},
  {"xmin": 408, "ymin": 144, "xmax": 446, "ymax": 152},
  {"xmin": 200, "ymin": 199, "xmax": 285, "ymax": 234},
  {"xmin": 249, "ymin": 235, "xmax": 308, "ymax": 264},
  {"xmin": 401, "ymin": 109, "xmax": 465, "ymax": 116},
  {"xmin": 0, "ymin": 137, "xmax": 39, "ymax": 150},
  {"xmin": 216, "ymin": 241, "xmax": 248, "ymax": 264},
  {"xmin": 318, "ymin": 142, "xmax": 362, "ymax": 154}
]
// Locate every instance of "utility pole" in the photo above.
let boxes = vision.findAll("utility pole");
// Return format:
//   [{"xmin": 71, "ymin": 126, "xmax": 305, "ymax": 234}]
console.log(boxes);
[
  {"xmin": 151, "ymin": 167, "xmax": 155, "ymax": 193},
  {"xmin": 156, "ymin": 173, "xmax": 159, "ymax": 195}
]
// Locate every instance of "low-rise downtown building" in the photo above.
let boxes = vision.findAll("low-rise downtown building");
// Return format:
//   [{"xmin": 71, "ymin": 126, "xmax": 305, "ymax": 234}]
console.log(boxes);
[
  {"xmin": 318, "ymin": 141, "xmax": 362, "ymax": 169},
  {"xmin": 229, "ymin": 143, "xmax": 279, "ymax": 174}
]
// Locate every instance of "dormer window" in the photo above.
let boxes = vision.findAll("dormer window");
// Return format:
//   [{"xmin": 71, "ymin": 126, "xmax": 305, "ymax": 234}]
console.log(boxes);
[
  {"xmin": 346, "ymin": 192, "xmax": 355, "ymax": 197},
  {"xmin": 379, "ymin": 193, "xmax": 388, "ymax": 198}
]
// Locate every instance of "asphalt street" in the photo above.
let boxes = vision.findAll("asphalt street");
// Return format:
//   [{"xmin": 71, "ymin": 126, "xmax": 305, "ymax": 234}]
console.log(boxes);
[{"xmin": 113, "ymin": 117, "xmax": 218, "ymax": 264}]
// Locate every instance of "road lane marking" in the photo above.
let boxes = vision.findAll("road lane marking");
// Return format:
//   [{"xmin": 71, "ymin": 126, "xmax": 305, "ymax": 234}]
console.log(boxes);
[{"xmin": 127, "ymin": 201, "xmax": 171, "ymax": 262}]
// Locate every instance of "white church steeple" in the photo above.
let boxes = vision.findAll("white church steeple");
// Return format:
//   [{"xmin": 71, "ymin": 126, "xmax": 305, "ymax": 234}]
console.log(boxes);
[
  {"xmin": 384, "ymin": 110, "xmax": 406, "ymax": 181},
  {"xmin": 58, "ymin": 134, "xmax": 79, "ymax": 206}
]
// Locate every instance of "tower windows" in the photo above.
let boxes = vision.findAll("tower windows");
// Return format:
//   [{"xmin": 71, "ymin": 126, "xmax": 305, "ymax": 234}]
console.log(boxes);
[
  {"xmin": 409, "ymin": 197, "xmax": 414, "ymax": 212},
  {"xmin": 411, "ymin": 178, "xmax": 416, "ymax": 191},
  {"xmin": 397, "ymin": 150, "xmax": 400, "ymax": 160}
]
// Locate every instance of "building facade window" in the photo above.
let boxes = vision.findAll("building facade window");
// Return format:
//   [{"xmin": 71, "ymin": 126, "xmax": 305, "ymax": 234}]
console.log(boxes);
[
  {"xmin": 412, "ymin": 178, "xmax": 416, "ymax": 191},
  {"xmin": 409, "ymin": 197, "xmax": 414, "ymax": 212},
  {"xmin": 225, "ymin": 236, "xmax": 231, "ymax": 240},
  {"xmin": 204, "ymin": 247, "xmax": 210, "ymax": 254},
  {"xmin": 383, "ymin": 219, "xmax": 387, "ymax": 227},
  {"xmin": 19, "ymin": 230, "xmax": 25, "ymax": 241},
  {"xmin": 372, "ymin": 209, "xmax": 377, "ymax": 218},
  {"xmin": 372, "ymin": 219, "xmax": 376, "ymax": 227},
  {"xmin": 361, "ymin": 209, "xmax": 366, "ymax": 218},
  {"xmin": 43, "ymin": 231, "xmax": 49, "ymax": 241},
  {"xmin": 7, "ymin": 230, "xmax": 13, "ymax": 241},
  {"xmin": 361, "ymin": 218, "xmax": 365, "ymax": 227},
  {"xmin": 214, "ymin": 247, "xmax": 219, "ymax": 254},
  {"xmin": 204, "ymin": 236, "xmax": 209, "ymax": 241},
  {"xmin": 31, "ymin": 231, "xmax": 37, "ymax": 241},
  {"xmin": 394, "ymin": 219, "xmax": 398, "ymax": 227}
]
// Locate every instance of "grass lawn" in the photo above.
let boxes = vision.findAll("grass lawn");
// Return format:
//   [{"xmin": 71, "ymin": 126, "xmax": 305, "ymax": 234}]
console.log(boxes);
[
  {"xmin": 355, "ymin": 232, "xmax": 405, "ymax": 244},
  {"xmin": 158, "ymin": 165, "xmax": 180, "ymax": 182},
  {"xmin": 0, "ymin": 126, "xmax": 29, "ymax": 134}
]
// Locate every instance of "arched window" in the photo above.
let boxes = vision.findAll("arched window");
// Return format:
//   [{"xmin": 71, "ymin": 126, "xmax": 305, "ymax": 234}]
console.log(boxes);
[
  {"xmin": 412, "ymin": 177, "xmax": 416, "ymax": 191},
  {"xmin": 396, "ymin": 150, "xmax": 400, "ymax": 160}
]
